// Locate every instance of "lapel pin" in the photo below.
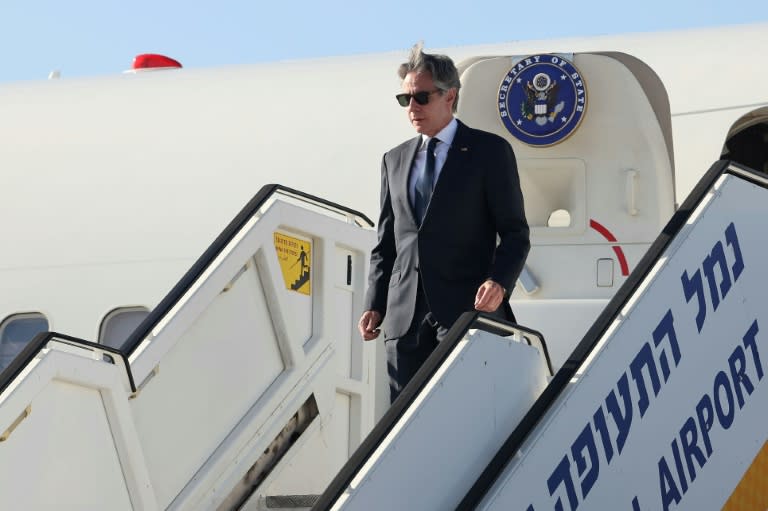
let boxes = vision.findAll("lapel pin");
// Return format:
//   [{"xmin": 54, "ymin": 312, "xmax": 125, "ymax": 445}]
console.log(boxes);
[{"xmin": 460, "ymin": 147, "xmax": 468, "ymax": 151}]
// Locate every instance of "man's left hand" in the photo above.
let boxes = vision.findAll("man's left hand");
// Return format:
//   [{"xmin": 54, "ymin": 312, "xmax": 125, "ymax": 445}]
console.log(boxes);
[{"xmin": 474, "ymin": 279, "xmax": 505, "ymax": 312}]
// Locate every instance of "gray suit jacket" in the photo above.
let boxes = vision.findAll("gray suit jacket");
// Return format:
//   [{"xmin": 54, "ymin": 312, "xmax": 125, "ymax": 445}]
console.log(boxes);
[{"xmin": 364, "ymin": 120, "xmax": 530, "ymax": 340}]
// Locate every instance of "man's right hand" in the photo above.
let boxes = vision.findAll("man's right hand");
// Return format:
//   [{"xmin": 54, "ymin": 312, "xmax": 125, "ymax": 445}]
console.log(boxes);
[{"xmin": 358, "ymin": 310, "xmax": 383, "ymax": 341}]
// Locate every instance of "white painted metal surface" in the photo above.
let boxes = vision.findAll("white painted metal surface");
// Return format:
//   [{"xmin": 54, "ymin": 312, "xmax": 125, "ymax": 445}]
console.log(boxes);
[
  {"xmin": 332, "ymin": 329, "xmax": 549, "ymax": 511},
  {"xmin": 126, "ymin": 196, "xmax": 377, "ymax": 510},
  {"xmin": 477, "ymin": 169, "xmax": 768, "ymax": 510},
  {"xmin": 0, "ymin": 192, "xmax": 378, "ymax": 510},
  {"xmin": 459, "ymin": 52, "xmax": 675, "ymax": 369},
  {"xmin": 0, "ymin": 339, "xmax": 156, "ymax": 510}
]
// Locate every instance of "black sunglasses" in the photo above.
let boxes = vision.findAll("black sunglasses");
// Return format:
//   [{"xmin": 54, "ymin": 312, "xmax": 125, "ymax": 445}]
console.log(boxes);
[{"xmin": 395, "ymin": 89, "xmax": 442, "ymax": 107}]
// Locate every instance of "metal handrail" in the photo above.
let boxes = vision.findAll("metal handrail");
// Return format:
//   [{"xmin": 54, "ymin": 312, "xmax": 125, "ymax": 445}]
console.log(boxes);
[
  {"xmin": 474, "ymin": 316, "xmax": 553, "ymax": 376},
  {"xmin": 0, "ymin": 332, "xmax": 136, "ymax": 399}
]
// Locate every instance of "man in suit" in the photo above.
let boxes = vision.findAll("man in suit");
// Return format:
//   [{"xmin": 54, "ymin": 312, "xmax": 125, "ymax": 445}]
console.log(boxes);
[{"xmin": 358, "ymin": 44, "xmax": 530, "ymax": 403}]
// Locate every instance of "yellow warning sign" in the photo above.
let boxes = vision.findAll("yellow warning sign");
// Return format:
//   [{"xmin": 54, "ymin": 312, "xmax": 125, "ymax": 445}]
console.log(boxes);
[{"xmin": 273, "ymin": 232, "xmax": 311, "ymax": 295}]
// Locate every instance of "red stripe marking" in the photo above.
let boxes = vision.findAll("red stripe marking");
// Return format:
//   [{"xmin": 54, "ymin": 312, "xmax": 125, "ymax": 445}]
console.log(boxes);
[
  {"xmin": 590, "ymin": 219, "xmax": 630, "ymax": 276},
  {"xmin": 612, "ymin": 246, "xmax": 630, "ymax": 276},
  {"xmin": 589, "ymin": 219, "xmax": 617, "ymax": 242}
]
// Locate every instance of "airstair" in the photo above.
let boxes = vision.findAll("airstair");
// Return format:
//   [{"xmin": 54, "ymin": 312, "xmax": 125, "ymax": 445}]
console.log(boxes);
[
  {"xmin": 0, "ymin": 186, "xmax": 382, "ymax": 510},
  {"xmin": 313, "ymin": 161, "xmax": 768, "ymax": 511},
  {"xmin": 2, "ymin": 163, "xmax": 766, "ymax": 510}
]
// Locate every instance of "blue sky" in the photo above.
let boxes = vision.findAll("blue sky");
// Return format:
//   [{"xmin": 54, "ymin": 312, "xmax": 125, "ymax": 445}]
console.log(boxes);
[{"xmin": 1, "ymin": 0, "xmax": 767, "ymax": 83}]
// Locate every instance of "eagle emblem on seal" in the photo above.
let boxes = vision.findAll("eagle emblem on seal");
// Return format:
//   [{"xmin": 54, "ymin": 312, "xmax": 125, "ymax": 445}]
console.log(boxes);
[
  {"xmin": 498, "ymin": 55, "xmax": 587, "ymax": 147},
  {"xmin": 523, "ymin": 72, "xmax": 565, "ymax": 125}
]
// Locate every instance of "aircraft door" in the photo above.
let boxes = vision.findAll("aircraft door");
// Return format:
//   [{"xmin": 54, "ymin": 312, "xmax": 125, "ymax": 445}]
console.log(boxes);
[{"xmin": 455, "ymin": 52, "xmax": 676, "ymax": 368}]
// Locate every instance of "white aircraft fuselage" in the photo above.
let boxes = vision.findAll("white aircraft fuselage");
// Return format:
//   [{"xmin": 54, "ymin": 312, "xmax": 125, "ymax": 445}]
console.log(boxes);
[{"xmin": 0, "ymin": 22, "xmax": 766, "ymax": 353}]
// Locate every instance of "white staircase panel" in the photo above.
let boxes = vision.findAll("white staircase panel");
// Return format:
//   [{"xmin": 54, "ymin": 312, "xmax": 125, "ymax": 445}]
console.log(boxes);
[
  {"xmin": 122, "ymin": 195, "xmax": 377, "ymax": 510},
  {"xmin": 477, "ymin": 169, "xmax": 768, "ymax": 511},
  {"xmin": 129, "ymin": 258, "xmax": 287, "ymax": 507},
  {"xmin": 332, "ymin": 329, "xmax": 549, "ymax": 511},
  {"xmin": 0, "ymin": 344, "xmax": 156, "ymax": 510}
]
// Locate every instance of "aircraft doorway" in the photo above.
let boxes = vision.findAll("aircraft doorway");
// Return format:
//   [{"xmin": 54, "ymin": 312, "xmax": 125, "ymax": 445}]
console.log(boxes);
[{"xmin": 722, "ymin": 109, "xmax": 768, "ymax": 173}]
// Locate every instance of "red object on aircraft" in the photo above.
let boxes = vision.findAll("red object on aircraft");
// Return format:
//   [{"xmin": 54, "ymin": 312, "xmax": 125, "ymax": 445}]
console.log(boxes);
[{"xmin": 132, "ymin": 54, "xmax": 183, "ymax": 70}]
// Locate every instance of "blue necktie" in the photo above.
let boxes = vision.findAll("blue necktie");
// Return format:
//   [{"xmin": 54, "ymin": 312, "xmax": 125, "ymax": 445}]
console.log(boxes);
[{"xmin": 415, "ymin": 137, "xmax": 438, "ymax": 225}]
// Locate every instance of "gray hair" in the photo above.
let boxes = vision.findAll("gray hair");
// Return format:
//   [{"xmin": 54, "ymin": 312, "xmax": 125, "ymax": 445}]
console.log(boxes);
[{"xmin": 398, "ymin": 42, "xmax": 461, "ymax": 112}]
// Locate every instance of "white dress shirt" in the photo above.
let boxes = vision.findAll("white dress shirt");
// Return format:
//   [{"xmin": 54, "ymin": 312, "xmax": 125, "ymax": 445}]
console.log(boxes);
[{"xmin": 408, "ymin": 117, "xmax": 459, "ymax": 210}]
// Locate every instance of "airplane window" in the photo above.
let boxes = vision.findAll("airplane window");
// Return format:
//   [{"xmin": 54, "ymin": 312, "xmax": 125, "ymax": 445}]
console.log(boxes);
[
  {"xmin": 0, "ymin": 313, "xmax": 49, "ymax": 372},
  {"xmin": 99, "ymin": 307, "xmax": 150, "ymax": 351}
]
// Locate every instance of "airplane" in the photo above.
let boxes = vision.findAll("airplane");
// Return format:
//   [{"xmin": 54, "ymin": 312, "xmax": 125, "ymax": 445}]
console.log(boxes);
[
  {"xmin": 0, "ymin": 22, "xmax": 765, "ymax": 359},
  {"xmin": 0, "ymin": 21, "xmax": 766, "ymax": 510}
]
